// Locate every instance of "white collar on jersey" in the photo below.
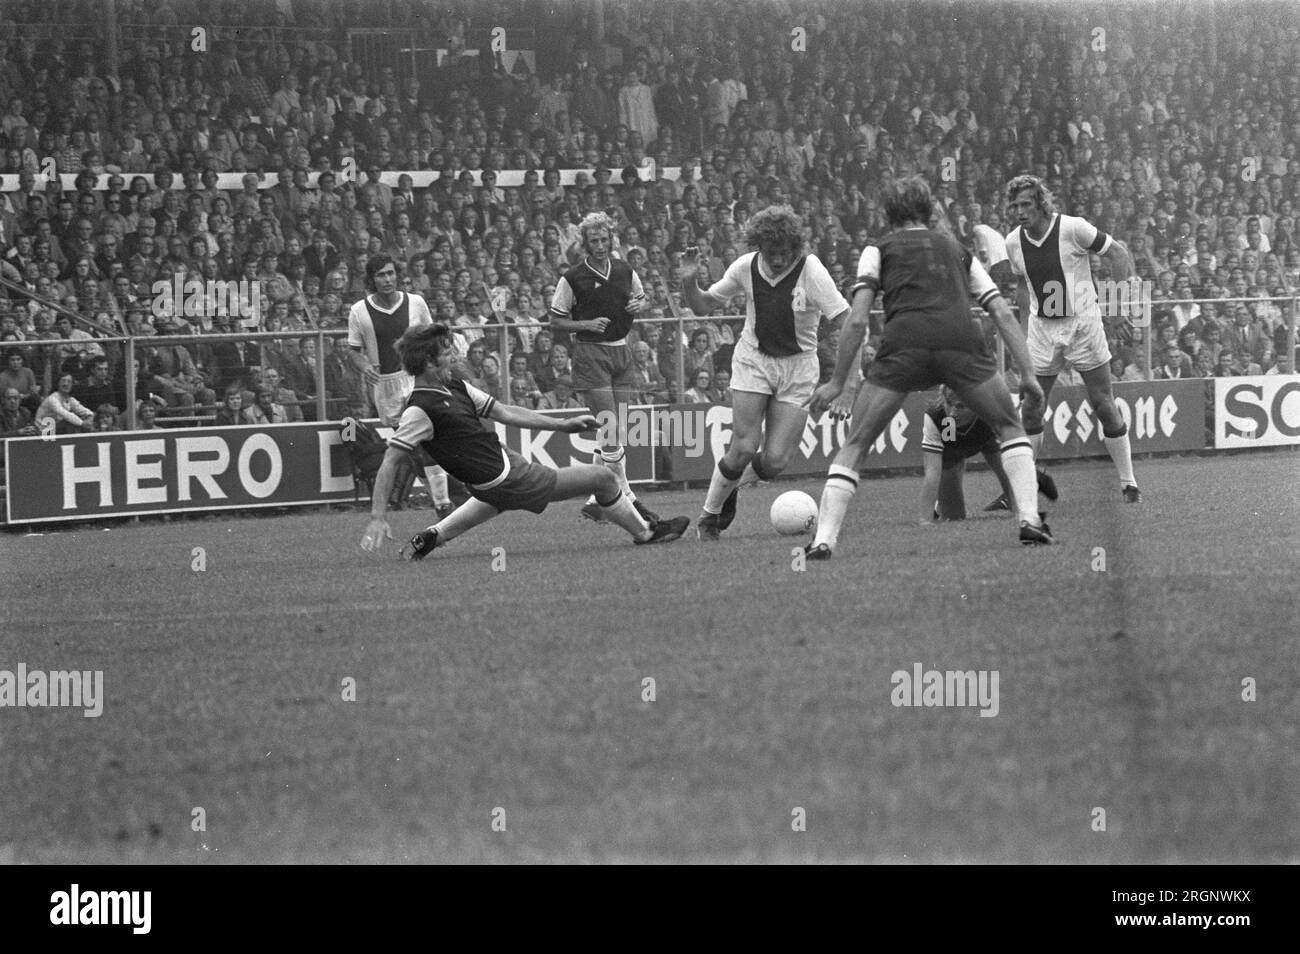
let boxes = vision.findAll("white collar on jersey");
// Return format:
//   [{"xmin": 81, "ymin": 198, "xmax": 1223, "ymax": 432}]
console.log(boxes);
[
  {"xmin": 365, "ymin": 291, "xmax": 407, "ymax": 313},
  {"xmin": 755, "ymin": 251, "xmax": 803, "ymax": 286},
  {"xmin": 1019, "ymin": 214, "xmax": 1058, "ymax": 247},
  {"xmin": 583, "ymin": 257, "xmax": 613, "ymax": 281}
]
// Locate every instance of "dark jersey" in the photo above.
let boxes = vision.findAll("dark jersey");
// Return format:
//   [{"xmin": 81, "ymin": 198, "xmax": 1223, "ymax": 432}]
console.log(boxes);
[
  {"xmin": 551, "ymin": 258, "xmax": 641, "ymax": 343},
  {"xmin": 388, "ymin": 380, "xmax": 509, "ymax": 487},
  {"xmin": 921, "ymin": 399, "xmax": 997, "ymax": 463},
  {"xmin": 853, "ymin": 228, "xmax": 999, "ymax": 352}
]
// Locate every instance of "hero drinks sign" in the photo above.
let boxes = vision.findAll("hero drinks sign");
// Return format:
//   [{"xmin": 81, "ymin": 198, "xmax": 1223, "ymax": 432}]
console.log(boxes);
[
  {"xmin": 1213, "ymin": 375, "xmax": 1300, "ymax": 448},
  {"xmin": 5, "ymin": 423, "xmax": 360, "ymax": 523}
]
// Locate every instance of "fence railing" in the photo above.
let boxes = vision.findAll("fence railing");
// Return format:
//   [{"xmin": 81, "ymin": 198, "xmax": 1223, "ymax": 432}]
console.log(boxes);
[{"xmin": 5, "ymin": 296, "xmax": 1296, "ymax": 434}]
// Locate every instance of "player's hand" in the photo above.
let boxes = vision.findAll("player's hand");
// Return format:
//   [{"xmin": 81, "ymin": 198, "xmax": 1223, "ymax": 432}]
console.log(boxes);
[
  {"xmin": 362, "ymin": 365, "xmax": 381, "ymax": 388},
  {"xmin": 561, "ymin": 414, "xmax": 601, "ymax": 433},
  {"xmin": 676, "ymin": 247, "xmax": 701, "ymax": 281},
  {"xmin": 625, "ymin": 296, "xmax": 648, "ymax": 315},
  {"xmin": 827, "ymin": 386, "xmax": 857, "ymax": 421},
  {"xmin": 588, "ymin": 317, "xmax": 611, "ymax": 334},
  {"xmin": 807, "ymin": 381, "xmax": 843, "ymax": 417},
  {"xmin": 1019, "ymin": 376, "xmax": 1044, "ymax": 406},
  {"xmin": 360, "ymin": 517, "xmax": 393, "ymax": 553}
]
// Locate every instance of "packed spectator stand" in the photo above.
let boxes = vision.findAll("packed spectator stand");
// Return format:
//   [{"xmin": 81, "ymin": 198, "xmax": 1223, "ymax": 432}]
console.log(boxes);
[{"xmin": 1, "ymin": 0, "xmax": 1297, "ymax": 466}]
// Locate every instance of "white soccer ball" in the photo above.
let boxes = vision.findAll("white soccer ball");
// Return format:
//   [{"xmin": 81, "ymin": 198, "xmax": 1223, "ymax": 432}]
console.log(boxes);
[{"xmin": 770, "ymin": 490, "xmax": 818, "ymax": 536}]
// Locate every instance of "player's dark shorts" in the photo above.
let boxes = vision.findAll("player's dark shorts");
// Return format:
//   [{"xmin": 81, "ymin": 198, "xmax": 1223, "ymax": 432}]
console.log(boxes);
[
  {"xmin": 572, "ymin": 341, "xmax": 635, "ymax": 392},
  {"xmin": 867, "ymin": 343, "xmax": 999, "ymax": 393},
  {"xmin": 468, "ymin": 448, "xmax": 558, "ymax": 514}
]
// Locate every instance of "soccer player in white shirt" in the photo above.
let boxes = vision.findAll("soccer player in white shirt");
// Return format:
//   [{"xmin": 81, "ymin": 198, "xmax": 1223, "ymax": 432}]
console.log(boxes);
[
  {"xmin": 348, "ymin": 254, "xmax": 454, "ymax": 516},
  {"xmin": 679, "ymin": 205, "xmax": 850, "ymax": 539},
  {"xmin": 1004, "ymin": 175, "xmax": 1142, "ymax": 502}
]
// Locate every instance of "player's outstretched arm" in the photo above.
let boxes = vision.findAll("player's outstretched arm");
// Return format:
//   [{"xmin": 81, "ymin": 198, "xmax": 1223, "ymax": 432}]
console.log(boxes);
[
  {"xmin": 486, "ymin": 402, "xmax": 600, "ymax": 433},
  {"xmin": 918, "ymin": 453, "xmax": 943, "ymax": 525},
  {"xmin": 677, "ymin": 249, "xmax": 721, "ymax": 315},
  {"xmin": 810, "ymin": 287, "xmax": 874, "ymax": 416},
  {"xmin": 360, "ymin": 446, "xmax": 405, "ymax": 552},
  {"xmin": 984, "ymin": 296, "xmax": 1042, "ymax": 406}
]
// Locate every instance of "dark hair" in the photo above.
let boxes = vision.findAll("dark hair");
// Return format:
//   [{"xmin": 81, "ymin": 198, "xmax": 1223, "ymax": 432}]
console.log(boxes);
[
  {"xmin": 883, "ymin": 176, "xmax": 934, "ymax": 229},
  {"xmin": 742, "ymin": 204, "xmax": 804, "ymax": 257},
  {"xmin": 365, "ymin": 253, "xmax": 397, "ymax": 290},
  {"xmin": 396, "ymin": 323, "xmax": 456, "ymax": 376}
]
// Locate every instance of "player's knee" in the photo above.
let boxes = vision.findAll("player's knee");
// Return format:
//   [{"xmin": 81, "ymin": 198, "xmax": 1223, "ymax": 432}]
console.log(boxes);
[
  {"xmin": 593, "ymin": 466, "xmax": 619, "ymax": 494},
  {"xmin": 726, "ymin": 437, "xmax": 759, "ymax": 464},
  {"xmin": 759, "ymin": 446, "xmax": 794, "ymax": 475}
]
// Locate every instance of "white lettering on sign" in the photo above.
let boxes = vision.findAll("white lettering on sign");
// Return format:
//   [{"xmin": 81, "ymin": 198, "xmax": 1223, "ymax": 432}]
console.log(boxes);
[
  {"xmin": 124, "ymin": 439, "xmax": 168, "ymax": 505},
  {"xmin": 61, "ymin": 442, "xmax": 113, "ymax": 509},
  {"xmin": 176, "ymin": 436, "xmax": 231, "ymax": 501},
  {"xmin": 237, "ymin": 433, "xmax": 282, "ymax": 498}
]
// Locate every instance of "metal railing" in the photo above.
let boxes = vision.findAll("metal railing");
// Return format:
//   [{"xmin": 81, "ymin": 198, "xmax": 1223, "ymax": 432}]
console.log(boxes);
[{"xmin": 5, "ymin": 295, "xmax": 1295, "ymax": 434}]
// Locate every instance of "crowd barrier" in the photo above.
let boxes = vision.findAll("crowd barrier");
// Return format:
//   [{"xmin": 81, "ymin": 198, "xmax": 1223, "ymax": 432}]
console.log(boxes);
[{"xmin": 8, "ymin": 378, "xmax": 1292, "ymax": 525}]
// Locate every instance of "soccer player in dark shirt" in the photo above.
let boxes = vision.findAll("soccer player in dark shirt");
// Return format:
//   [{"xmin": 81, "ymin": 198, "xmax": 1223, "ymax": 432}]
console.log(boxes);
[
  {"xmin": 548, "ymin": 211, "xmax": 658, "ymax": 526},
  {"xmin": 805, "ymin": 176, "xmax": 1052, "ymax": 556},
  {"xmin": 920, "ymin": 386, "xmax": 1058, "ymax": 523},
  {"xmin": 359, "ymin": 325, "xmax": 690, "ymax": 559}
]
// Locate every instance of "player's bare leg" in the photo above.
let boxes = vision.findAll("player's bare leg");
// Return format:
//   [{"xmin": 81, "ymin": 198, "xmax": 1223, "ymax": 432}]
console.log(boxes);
[
  {"xmin": 699, "ymin": 389, "xmax": 767, "ymax": 539},
  {"xmin": 579, "ymin": 383, "xmax": 655, "ymax": 523},
  {"xmin": 951, "ymin": 375, "xmax": 1054, "ymax": 544},
  {"xmin": 402, "ymin": 498, "xmax": 500, "ymax": 559},
  {"xmin": 1081, "ymin": 362, "xmax": 1139, "ymax": 501},
  {"xmin": 806, "ymin": 382, "xmax": 908, "ymax": 558},
  {"xmin": 557, "ymin": 464, "xmax": 684, "ymax": 543}
]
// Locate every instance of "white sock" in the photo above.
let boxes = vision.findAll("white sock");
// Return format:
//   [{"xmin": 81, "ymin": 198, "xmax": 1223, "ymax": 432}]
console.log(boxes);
[
  {"xmin": 812, "ymin": 464, "xmax": 859, "ymax": 549},
  {"xmin": 599, "ymin": 490, "xmax": 652, "ymax": 540},
  {"xmin": 427, "ymin": 497, "xmax": 498, "ymax": 544},
  {"xmin": 702, "ymin": 459, "xmax": 745, "ymax": 514},
  {"xmin": 586, "ymin": 452, "xmax": 602, "ymax": 506},
  {"xmin": 602, "ymin": 446, "xmax": 636, "ymax": 500},
  {"xmin": 1103, "ymin": 431, "xmax": 1136, "ymax": 486},
  {"xmin": 1027, "ymin": 430, "xmax": 1044, "ymax": 459},
  {"xmin": 999, "ymin": 439, "xmax": 1040, "ymax": 526},
  {"xmin": 422, "ymin": 466, "xmax": 451, "ymax": 505}
]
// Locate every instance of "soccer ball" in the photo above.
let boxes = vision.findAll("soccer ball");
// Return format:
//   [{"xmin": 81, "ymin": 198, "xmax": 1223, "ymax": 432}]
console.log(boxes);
[{"xmin": 770, "ymin": 491, "xmax": 818, "ymax": 536}]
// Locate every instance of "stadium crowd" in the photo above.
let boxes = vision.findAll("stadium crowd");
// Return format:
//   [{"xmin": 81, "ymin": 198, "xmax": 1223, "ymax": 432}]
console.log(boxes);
[{"xmin": 1, "ymin": 0, "xmax": 1299, "ymax": 453}]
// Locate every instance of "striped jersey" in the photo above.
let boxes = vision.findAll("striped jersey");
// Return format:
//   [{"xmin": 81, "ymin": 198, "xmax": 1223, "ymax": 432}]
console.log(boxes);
[
  {"xmin": 1005, "ymin": 214, "xmax": 1112, "ymax": 321},
  {"xmin": 707, "ymin": 251, "xmax": 847, "ymax": 356}
]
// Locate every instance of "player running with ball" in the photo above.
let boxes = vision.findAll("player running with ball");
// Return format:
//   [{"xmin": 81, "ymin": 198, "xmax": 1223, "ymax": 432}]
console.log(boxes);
[
  {"xmin": 678, "ymin": 205, "xmax": 850, "ymax": 540},
  {"xmin": 359, "ymin": 325, "xmax": 690, "ymax": 560},
  {"xmin": 805, "ymin": 176, "xmax": 1053, "ymax": 558}
]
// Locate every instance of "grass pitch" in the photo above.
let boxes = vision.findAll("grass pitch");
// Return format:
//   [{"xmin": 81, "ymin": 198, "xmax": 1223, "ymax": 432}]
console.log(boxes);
[{"xmin": 2, "ymin": 452, "xmax": 1297, "ymax": 863}]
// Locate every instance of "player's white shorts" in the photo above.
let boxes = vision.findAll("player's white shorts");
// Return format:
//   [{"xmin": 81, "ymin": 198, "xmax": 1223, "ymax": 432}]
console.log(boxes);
[
  {"xmin": 729, "ymin": 338, "xmax": 819, "ymax": 407},
  {"xmin": 373, "ymin": 370, "xmax": 414, "ymax": 426},
  {"xmin": 1028, "ymin": 315, "xmax": 1112, "ymax": 377}
]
